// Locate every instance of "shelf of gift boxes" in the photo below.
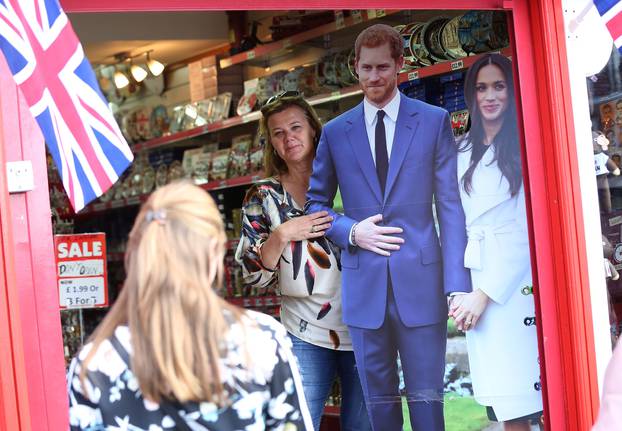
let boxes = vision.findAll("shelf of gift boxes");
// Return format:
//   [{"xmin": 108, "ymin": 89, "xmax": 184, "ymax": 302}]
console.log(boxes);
[
  {"xmin": 396, "ymin": 47, "xmax": 513, "ymax": 85},
  {"xmin": 77, "ymin": 172, "xmax": 264, "ymax": 216},
  {"xmin": 218, "ymin": 9, "xmax": 397, "ymax": 69},
  {"xmin": 131, "ymin": 85, "xmax": 366, "ymax": 153}
]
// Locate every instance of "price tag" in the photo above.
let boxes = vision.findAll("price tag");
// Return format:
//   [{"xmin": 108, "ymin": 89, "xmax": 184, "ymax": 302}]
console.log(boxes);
[
  {"xmin": 450, "ymin": 60, "xmax": 464, "ymax": 71},
  {"xmin": 376, "ymin": 9, "xmax": 386, "ymax": 17},
  {"xmin": 367, "ymin": 9, "xmax": 377, "ymax": 19},
  {"xmin": 59, "ymin": 277, "xmax": 105, "ymax": 308},
  {"xmin": 283, "ymin": 38, "xmax": 292, "ymax": 49},
  {"xmin": 331, "ymin": 91, "xmax": 341, "ymax": 99},
  {"xmin": 93, "ymin": 203, "xmax": 106, "ymax": 212},
  {"xmin": 334, "ymin": 11, "xmax": 345, "ymax": 29},
  {"xmin": 254, "ymin": 298, "xmax": 263, "ymax": 307},
  {"xmin": 242, "ymin": 114, "xmax": 254, "ymax": 123},
  {"xmin": 111, "ymin": 199, "xmax": 124, "ymax": 208},
  {"xmin": 352, "ymin": 10, "xmax": 363, "ymax": 23},
  {"xmin": 408, "ymin": 71, "xmax": 419, "ymax": 81},
  {"xmin": 266, "ymin": 297, "xmax": 274, "ymax": 306},
  {"xmin": 246, "ymin": 50, "xmax": 256, "ymax": 60},
  {"xmin": 243, "ymin": 299, "xmax": 251, "ymax": 307},
  {"xmin": 55, "ymin": 233, "xmax": 108, "ymax": 309}
]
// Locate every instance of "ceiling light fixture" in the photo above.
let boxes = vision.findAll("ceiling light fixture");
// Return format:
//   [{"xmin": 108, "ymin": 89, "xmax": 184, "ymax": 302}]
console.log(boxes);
[
  {"xmin": 109, "ymin": 50, "xmax": 165, "ymax": 89},
  {"xmin": 130, "ymin": 62, "xmax": 148, "ymax": 82},
  {"xmin": 113, "ymin": 66, "xmax": 130, "ymax": 89},
  {"xmin": 146, "ymin": 52, "xmax": 165, "ymax": 77}
]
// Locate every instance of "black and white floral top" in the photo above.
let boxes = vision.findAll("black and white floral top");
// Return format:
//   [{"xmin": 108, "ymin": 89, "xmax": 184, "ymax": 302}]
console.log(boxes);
[
  {"xmin": 235, "ymin": 178, "xmax": 351, "ymax": 351},
  {"xmin": 67, "ymin": 310, "xmax": 313, "ymax": 431}
]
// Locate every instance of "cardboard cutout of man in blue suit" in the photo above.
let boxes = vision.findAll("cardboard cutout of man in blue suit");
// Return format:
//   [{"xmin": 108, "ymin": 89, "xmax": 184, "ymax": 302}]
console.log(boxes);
[{"xmin": 306, "ymin": 24, "xmax": 471, "ymax": 430}]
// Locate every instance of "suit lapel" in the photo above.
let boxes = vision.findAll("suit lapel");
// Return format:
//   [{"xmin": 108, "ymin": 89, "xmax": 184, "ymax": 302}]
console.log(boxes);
[
  {"xmin": 345, "ymin": 104, "xmax": 383, "ymax": 204},
  {"xmin": 384, "ymin": 96, "xmax": 420, "ymax": 204}
]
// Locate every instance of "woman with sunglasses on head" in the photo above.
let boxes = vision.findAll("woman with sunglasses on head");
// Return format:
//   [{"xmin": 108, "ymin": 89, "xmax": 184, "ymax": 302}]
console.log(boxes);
[
  {"xmin": 449, "ymin": 54, "xmax": 543, "ymax": 430},
  {"xmin": 235, "ymin": 92, "xmax": 371, "ymax": 431}
]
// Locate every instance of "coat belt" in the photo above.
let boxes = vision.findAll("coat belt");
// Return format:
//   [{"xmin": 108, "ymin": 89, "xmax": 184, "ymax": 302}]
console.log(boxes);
[{"xmin": 464, "ymin": 222, "xmax": 518, "ymax": 271}]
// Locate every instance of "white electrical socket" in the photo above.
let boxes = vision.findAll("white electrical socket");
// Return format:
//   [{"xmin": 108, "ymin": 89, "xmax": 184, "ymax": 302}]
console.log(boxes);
[{"xmin": 6, "ymin": 160, "xmax": 34, "ymax": 193}]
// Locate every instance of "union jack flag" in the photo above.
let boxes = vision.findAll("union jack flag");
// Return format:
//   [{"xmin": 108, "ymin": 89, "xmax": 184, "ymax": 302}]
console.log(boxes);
[
  {"xmin": 0, "ymin": 0, "xmax": 133, "ymax": 211},
  {"xmin": 594, "ymin": 0, "xmax": 622, "ymax": 52}
]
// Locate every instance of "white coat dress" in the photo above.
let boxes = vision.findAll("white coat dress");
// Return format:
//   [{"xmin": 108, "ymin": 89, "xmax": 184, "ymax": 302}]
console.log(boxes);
[{"xmin": 457, "ymin": 142, "xmax": 543, "ymax": 421}]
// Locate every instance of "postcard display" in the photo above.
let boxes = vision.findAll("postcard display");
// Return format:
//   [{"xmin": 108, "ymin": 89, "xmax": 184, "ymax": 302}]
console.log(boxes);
[{"xmin": 49, "ymin": 8, "xmax": 511, "ymax": 414}]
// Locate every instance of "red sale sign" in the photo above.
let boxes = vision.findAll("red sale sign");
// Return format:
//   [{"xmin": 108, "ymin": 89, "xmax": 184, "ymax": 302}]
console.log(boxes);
[{"xmin": 54, "ymin": 233, "xmax": 108, "ymax": 309}]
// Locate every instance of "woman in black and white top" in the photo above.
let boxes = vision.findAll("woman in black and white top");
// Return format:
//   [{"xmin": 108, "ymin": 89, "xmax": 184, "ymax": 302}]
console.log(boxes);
[{"xmin": 67, "ymin": 181, "xmax": 313, "ymax": 431}]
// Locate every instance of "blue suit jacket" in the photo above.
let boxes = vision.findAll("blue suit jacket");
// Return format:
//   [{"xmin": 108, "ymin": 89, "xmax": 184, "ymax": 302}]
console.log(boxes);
[{"xmin": 306, "ymin": 94, "xmax": 471, "ymax": 329}]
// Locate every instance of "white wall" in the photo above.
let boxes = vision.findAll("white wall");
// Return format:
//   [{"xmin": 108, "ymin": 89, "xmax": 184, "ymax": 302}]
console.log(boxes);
[{"xmin": 562, "ymin": 0, "xmax": 616, "ymax": 394}]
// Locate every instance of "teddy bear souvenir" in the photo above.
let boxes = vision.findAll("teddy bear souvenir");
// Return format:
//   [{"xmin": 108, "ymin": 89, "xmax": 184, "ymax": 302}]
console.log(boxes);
[{"xmin": 594, "ymin": 130, "xmax": 621, "ymax": 214}]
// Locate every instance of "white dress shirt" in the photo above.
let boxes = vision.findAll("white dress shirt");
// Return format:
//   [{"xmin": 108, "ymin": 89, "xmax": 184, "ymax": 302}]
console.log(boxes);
[
  {"xmin": 363, "ymin": 90, "xmax": 401, "ymax": 165},
  {"xmin": 348, "ymin": 91, "xmax": 401, "ymax": 247}
]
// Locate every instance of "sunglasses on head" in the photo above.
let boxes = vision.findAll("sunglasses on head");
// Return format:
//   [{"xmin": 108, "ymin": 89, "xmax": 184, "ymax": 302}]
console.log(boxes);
[{"xmin": 260, "ymin": 90, "xmax": 303, "ymax": 113}]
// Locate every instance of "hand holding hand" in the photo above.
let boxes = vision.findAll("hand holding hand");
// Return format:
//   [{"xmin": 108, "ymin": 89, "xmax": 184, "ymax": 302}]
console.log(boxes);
[
  {"xmin": 354, "ymin": 214, "xmax": 404, "ymax": 257},
  {"xmin": 448, "ymin": 294, "xmax": 465, "ymax": 312},
  {"xmin": 275, "ymin": 211, "xmax": 332, "ymax": 243},
  {"xmin": 448, "ymin": 289, "xmax": 490, "ymax": 331}
]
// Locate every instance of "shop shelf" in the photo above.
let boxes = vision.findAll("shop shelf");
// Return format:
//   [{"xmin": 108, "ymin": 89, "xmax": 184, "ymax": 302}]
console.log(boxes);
[
  {"xmin": 130, "ymin": 48, "xmax": 511, "ymax": 154},
  {"xmin": 78, "ymin": 173, "xmax": 264, "ymax": 216},
  {"xmin": 129, "ymin": 84, "xmax": 365, "ymax": 153},
  {"xmin": 397, "ymin": 47, "xmax": 513, "ymax": 85},
  {"xmin": 132, "ymin": 111, "xmax": 262, "ymax": 152},
  {"xmin": 201, "ymin": 173, "xmax": 263, "ymax": 191},
  {"xmin": 219, "ymin": 10, "xmax": 397, "ymax": 69}
]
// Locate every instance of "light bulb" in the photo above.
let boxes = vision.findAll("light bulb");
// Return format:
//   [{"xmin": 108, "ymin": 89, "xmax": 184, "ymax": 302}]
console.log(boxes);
[
  {"xmin": 147, "ymin": 54, "xmax": 165, "ymax": 76},
  {"xmin": 130, "ymin": 64, "xmax": 148, "ymax": 82},
  {"xmin": 113, "ymin": 70, "xmax": 129, "ymax": 89}
]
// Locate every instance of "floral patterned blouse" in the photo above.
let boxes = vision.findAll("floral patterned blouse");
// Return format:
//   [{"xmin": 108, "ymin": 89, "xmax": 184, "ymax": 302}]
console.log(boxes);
[
  {"xmin": 235, "ymin": 178, "xmax": 351, "ymax": 351},
  {"xmin": 67, "ymin": 310, "xmax": 313, "ymax": 431}
]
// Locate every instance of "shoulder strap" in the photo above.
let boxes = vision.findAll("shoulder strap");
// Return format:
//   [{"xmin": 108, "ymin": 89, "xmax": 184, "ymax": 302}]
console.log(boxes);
[{"xmin": 109, "ymin": 332, "xmax": 193, "ymax": 431}]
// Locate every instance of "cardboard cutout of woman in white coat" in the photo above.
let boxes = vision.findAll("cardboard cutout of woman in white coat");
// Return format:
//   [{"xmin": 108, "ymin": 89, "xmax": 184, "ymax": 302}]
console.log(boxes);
[{"xmin": 449, "ymin": 54, "xmax": 543, "ymax": 430}]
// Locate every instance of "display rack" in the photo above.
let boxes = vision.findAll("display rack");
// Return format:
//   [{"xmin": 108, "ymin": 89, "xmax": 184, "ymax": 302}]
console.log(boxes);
[
  {"xmin": 119, "ymin": 47, "xmax": 510, "ymax": 159},
  {"xmin": 78, "ymin": 173, "xmax": 263, "ymax": 215},
  {"xmin": 219, "ymin": 9, "xmax": 397, "ymax": 69},
  {"xmin": 397, "ymin": 47, "xmax": 513, "ymax": 84}
]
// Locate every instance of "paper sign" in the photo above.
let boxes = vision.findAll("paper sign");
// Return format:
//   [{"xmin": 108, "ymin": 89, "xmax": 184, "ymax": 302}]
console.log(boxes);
[{"xmin": 55, "ymin": 233, "xmax": 108, "ymax": 309}]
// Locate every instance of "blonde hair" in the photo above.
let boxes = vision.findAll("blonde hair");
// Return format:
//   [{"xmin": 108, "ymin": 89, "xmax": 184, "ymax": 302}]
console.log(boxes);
[
  {"xmin": 259, "ymin": 97, "xmax": 323, "ymax": 177},
  {"xmin": 80, "ymin": 181, "xmax": 244, "ymax": 405}
]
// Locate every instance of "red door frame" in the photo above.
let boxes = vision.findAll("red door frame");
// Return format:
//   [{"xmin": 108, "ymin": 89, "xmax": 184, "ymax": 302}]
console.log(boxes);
[
  {"xmin": 0, "ymin": 56, "xmax": 69, "ymax": 430},
  {"xmin": 0, "ymin": 0, "xmax": 596, "ymax": 429}
]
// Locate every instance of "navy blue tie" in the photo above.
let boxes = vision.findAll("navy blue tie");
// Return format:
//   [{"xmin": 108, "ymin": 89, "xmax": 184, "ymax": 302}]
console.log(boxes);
[{"xmin": 375, "ymin": 110, "xmax": 388, "ymax": 195}]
